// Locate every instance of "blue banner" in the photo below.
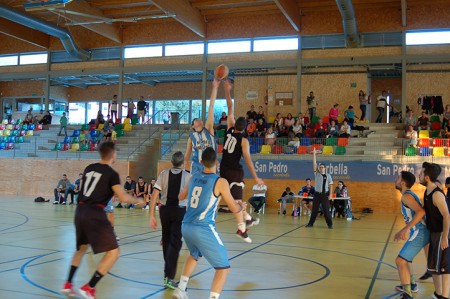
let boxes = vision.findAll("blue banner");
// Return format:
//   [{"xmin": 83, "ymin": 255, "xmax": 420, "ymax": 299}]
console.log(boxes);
[{"xmin": 241, "ymin": 160, "xmax": 450, "ymax": 182}]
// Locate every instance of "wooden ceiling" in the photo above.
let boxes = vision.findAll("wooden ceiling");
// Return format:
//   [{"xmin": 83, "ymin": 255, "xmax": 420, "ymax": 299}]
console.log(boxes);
[{"xmin": 0, "ymin": 0, "xmax": 448, "ymax": 46}]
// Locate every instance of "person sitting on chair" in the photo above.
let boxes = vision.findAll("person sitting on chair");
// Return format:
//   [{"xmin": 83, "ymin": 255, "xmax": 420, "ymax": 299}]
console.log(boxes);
[
  {"xmin": 333, "ymin": 181, "xmax": 348, "ymax": 218},
  {"xmin": 278, "ymin": 187, "xmax": 295, "ymax": 215},
  {"xmin": 299, "ymin": 178, "xmax": 315, "ymax": 216},
  {"xmin": 248, "ymin": 183, "xmax": 267, "ymax": 214},
  {"xmin": 53, "ymin": 174, "xmax": 74, "ymax": 205}
]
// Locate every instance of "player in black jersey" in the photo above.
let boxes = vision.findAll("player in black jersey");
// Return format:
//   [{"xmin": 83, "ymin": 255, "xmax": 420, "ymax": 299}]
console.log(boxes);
[
  {"xmin": 61, "ymin": 142, "xmax": 145, "ymax": 299},
  {"xmin": 419, "ymin": 162, "xmax": 450, "ymax": 299},
  {"xmin": 219, "ymin": 80, "xmax": 264, "ymax": 243}
]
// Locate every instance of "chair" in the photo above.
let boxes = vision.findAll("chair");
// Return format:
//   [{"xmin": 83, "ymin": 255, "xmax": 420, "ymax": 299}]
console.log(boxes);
[
  {"xmin": 283, "ymin": 146, "xmax": 296, "ymax": 154},
  {"xmin": 325, "ymin": 138, "xmax": 337, "ymax": 146},
  {"xmin": 52, "ymin": 143, "xmax": 62, "ymax": 151},
  {"xmin": 338, "ymin": 115, "xmax": 344, "ymax": 123},
  {"xmin": 80, "ymin": 143, "xmax": 89, "ymax": 151},
  {"xmin": 431, "ymin": 122, "xmax": 441, "ymax": 131},
  {"xmin": 89, "ymin": 124, "xmax": 97, "ymax": 131},
  {"xmin": 21, "ymin": 124, "xmax": 28, "ymax": 130},
  {"xmin": 260, "ymin": 145, "xmax": 272, "ymax": 154},
  {"xmin": 418, "ymin": 138, "xmax": 430, "ymax": 147},
  {"xmin": 322, "ymin": 145, "xmax": 333, "ymax": 155},
  {"xmin": 433, "ymin": 147, "xmax": 445, "ymax": 157},
  {"xmin": 419, "ymin": 130, "xmax": 429, "ymax": 138},
  {"xmin": 1, "ymin": 119, "xmax": 8, "ymax": 124},
  {"xmin": 35, "ymin": 124, "xmax": 43, "ymax": 131},
  {"xmin": 419, "ymin": 147, "xmax": 431, "ymax": 156},
  {"xmin": 430, "ymin": 115, "xmax": 440, "ymax": 123},
  {"xmin": 311, "ymin": 144, "xmax": 322, "ymax": 152},
  {"xmin": 90, "ymin": 130, "xmax": 98, "ymax": 138},
  {"xmin": 4, "ymin": 129, "xmax": 11, "ymax": 137},
  {"xmin": 217, "ymin": 130, "xmax": 225, "ymax": 139},
  {"xmin": 131, "ymin": 117, "xmax": 139, "ymax": 125},
  {"xmin": 115, "ymin": 118, "xmax": 122, "ymax": 124},
  {"xmin": 297, "ymin": 145, "xmax": 308, "ymax": 154},
  {"xmin": 433, "ymin": 138, "xmax": 444, "ymax": 147},
  {"xmin": 116, "ymin": 130, "xmax": 124, "ymax": 137},
  {"xmin": 114, "ymin": 124, "xmax": 123, "ymax": 131},
  {"xmin": 17, "ymin": 136, "xmax": 24, "ymax": 143},
  {"xmin": 277, "ymin": 138, "xmax": 288, "ymax": 146},
  {"xmin": 430, "ymin": 130, "xmax": 441, "ymax": 138},
  {"xmin": 405, "ymin": 146, "xmax": 416, "ymax": 156},
  {"xmin": 311, "ymin": 116, "xmax": 319, "ymax": 124},
  {"xmin": 322, "ymin": 116, "xmax": 329, "ymax": 124},
  {"xmin": 6, "ymin": 143, "xmax": 14, "ymax": 150},
  {"xmin": 0, "ymin": 130, "xmax": 3, "ymax": 137},
  {"xmin": 218, "ymin": 144, "xmax": 223, "ymax": 153},
  {"xmin": 71, "ymin": 137, "xmax": 79, "ymax": 144},
  {"xmin": 89, "ymin": 142, "xmax": 98, "ymax": 151},
  {"xmin": 337, "ymin": 138, "xmax": 348, "ymax": 146},
  {"xmin": 11, "ymin": 130, "xmax": 19, "ymax": 137},
  {"xmin": 301, "ymin": 138, "xmax": 311, "ymax": 146},
  {"xmin": 0, "ymin": 143, "xmax": 5, "ymax": 150},
  {"xmin": 71, "ymin": 143, "xmax": 80, "ymax": 151},
  {"xmin": 9, "ymin": 136, "xmax": 16, "ymax": 143},
  {"xmin": 6, "ymin": 124, "xmax": 13, "ymax": 130},
  {"xmin": 81, "ymin": 124, "xmax": 89, "ymax": 131},
  {"xmin": 304, "ymin": 128, "xmax": 314, "ymax": 138},
  {"xmin": 250, "ymin": 144, "xmax": 259, "ymax": 154},
  {"xmin": 124, "ymin": 124, "xmax": 132, "ymax": 131},
  {"xmin": 62, "ymin": 136, "xmax": 70, "ymax": 144},
  {"xmin": 303, "ymin": 116, "xmax": 310, "ymax": 124},
  {"xmin": 71, "ymin": 130, "xmax": 80, "ymax": 137},
  {"xmin": 13, "ymin": 124, "xmax": 20, "ymax": 130},
  {"xmin": 28, "ymin": 124, "xmax": 36, "ymax": 130},
  {"xmin": 79, "ymin": 134, "xmax": 86, "ymax": 142},
  {"xmin": 335, "ymin": 146, "xmax": 346, "ymax": 155},
  {"xmin": 19, "ymin": 130, "xmax": 26, "ymax": 137},
  {"xmin": 123, "ymin": 118, "xmax": 131, "ymax": 125},
  {"xmin": 26, "ymin": 130, "xmax": 33, "ymax": 136},
  {"xmin": 62, "ymin": 143, "xmax": 70, "ymax": 151},
  {"xmin": 268, "ymin": 116, "xmax": 275, "ymax": 124},
  {"xmin": 272, "ymin": 145, "xmax": 283, "ymax": 154},
  {"xmin": 0, "ymin": 124, "xmax": 5, "ymax": 130},
  {"xmin": 249, "ymin": 202, "xmax": 266, "ymax": 214}
]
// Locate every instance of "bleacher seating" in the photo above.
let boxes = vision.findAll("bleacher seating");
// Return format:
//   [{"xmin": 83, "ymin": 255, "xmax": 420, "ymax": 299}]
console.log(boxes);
[
  {"xmin": 260, "ymin": 145, "xmax": 271, "ymax": 154},
  {"xmin": 322, "ymin": 146, "xmax": 333, "ymax": 155},
  {"xmin": 335, "ymin": 146, "xmax": 346, "ymax": 155},
  {"xmin": 405, "ymin": 146, "xmax": 416, "ymax": 156},
  {"xmin": 433, "ymin": 147, "xmax": 445, "ymax": 157},
  {"xmin": 419, "ymin": 130, "xmax": 429, "ymax": 138},
  {"xmin": 418, "ymin": 138, "xmax": 430, "ymax": 147},
  {"xmin": 419, "ymin": 147, "xmax": 431, "ymax": 156},
  {"xmin": 297, "ymin": 145, "xmax": 308, "ymax": 154}
]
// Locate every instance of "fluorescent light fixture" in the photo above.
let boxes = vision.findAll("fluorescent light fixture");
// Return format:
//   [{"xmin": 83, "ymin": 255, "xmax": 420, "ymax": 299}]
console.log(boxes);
[{"xmin": 406, "ymin": 31, "xmax": 450, "ymax": 45}]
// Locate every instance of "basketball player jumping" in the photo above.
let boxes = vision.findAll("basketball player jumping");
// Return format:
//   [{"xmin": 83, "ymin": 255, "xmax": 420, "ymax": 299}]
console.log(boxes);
[{"xmin": 219, "ymin": 79, "xmax": 264, "ymax": 243}]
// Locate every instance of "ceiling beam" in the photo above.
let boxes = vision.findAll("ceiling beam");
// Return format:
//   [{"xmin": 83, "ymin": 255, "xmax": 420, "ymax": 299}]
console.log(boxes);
[
  {"xmin": 150, "ymin": 0, "xmax": 206, "ymax": 37},
  {"xmin": 0, "ymin": 18, "xmax": 50, "ymax": 49},
  {"xmin": 401, "ymin": 0, "xmax": 407, "ymax": 27},
  {"xmin": 50, "ymin": 0, "xmax": 122, "ymax": 43},
  {"xmin": 274, "ymin": 0, "xmax": 301, "ymax": 32}
]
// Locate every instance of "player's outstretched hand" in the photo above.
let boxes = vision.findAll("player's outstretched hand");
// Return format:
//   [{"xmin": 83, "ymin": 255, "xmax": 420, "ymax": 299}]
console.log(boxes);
[
  {"xmin": 212, "ymin": 78, "xmax": 221, "ymax": 88},
  {"xmin": 441, "ymin": 237, "xmax": 449, "ymax": 250},
  {"xmin": 393, "ymin": 228, "xmax": 407, "ymax": 242},
  {"xmin": 134, "ymin": 198, "xmax": 146, "ymax": 208}
]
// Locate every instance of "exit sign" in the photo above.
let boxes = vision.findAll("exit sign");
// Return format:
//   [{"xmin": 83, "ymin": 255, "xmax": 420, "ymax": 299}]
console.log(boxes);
[{"xmin": 350, "ymin": 82, "xmax": 357, "ymax": 88}]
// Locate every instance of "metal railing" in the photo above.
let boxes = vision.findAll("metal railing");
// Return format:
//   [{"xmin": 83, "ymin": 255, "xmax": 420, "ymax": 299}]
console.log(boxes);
[
  {"xmin": 126, "ymin": 126, "xmax": 160, "ymax": 161},
  {"xmin": 160, "ymin": 110, "xmax": 190, "ymax": 158}
]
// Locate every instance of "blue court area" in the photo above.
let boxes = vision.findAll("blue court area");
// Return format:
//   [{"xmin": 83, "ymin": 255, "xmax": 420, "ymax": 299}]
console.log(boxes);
[{"xmin": 0, "ymin": 196, "xmax": 435, "ymax": 298}]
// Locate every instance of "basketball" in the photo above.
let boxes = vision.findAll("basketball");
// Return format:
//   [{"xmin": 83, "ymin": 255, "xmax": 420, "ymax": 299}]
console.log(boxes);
[{"xmin": 214, "ymin": 64, "xmax": 229, "ymax": 80}]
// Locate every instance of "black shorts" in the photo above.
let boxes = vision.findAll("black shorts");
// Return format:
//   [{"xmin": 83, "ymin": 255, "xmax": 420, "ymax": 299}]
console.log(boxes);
[
  {"xmin": 75, "ymin": 205, "xmax": 118, "ymax": 254},
  {"xmin": 302, "ymin": 198, "xmax": 311, "ymax": 204},
  {"xmin": 428, "ymin": 232, "xmax": 450, "ymax": 274},
  {"xmin": 220, "ymin": 166, "xmax": 244, "ymax": 200}
]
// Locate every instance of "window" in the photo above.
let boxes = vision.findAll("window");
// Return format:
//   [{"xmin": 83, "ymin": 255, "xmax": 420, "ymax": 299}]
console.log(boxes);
[
  {"xmin": 406, "ymin": 31, "xmax": 450, "ymax": 45},
  {"xmin": 165, "ymin": 43, "xmax": 204, "ymax": 56},
  {"xmin": 0, "ymin": 55, "xmax": 18, "ymax": 66},
  {"xmin": 124, "ymin": 46, "xmax": 163, "ymax": 59},
  {"xmin": 19, "ymin": 53, "xmax": 48, "ymax": 65},
  {"xmin": 253, "ymin": 37, "xmax": 299, "ymax": 52},
  {"xmin": 208, "ymin": 40, "xmax": 251, "ymax": 54},
  {"xmin": 68, "ymin": 103, "xmax": 86, "ymax": 124}
]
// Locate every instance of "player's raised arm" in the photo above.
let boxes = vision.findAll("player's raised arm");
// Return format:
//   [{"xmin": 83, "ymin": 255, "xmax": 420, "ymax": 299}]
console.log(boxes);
[
  {"xmin": 205, "ymin": 78, "xmax": 221, "ymax": 135},
  {"xmin": 184, "ymin": 137, "xmax": 193, "ymax": 169},
  {"xmin": 313, "ymin": 149, "xmax": 318, "ymax": 173},
  {"xmin": 224, "ymin": 79, "xmax": 235, "ymax": 129}
]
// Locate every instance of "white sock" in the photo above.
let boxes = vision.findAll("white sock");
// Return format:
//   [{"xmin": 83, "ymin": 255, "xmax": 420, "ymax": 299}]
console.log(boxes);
[
  {"xmin": 178, "ymin": 275, "xmax": 189, "ymax": 291},
  {"xmin": 209, "ymin": 292, "xmax": 220, "ymax": 299},
  {"xmin": 244, "ymin": 213, "xmax": 252, "ymax": 221},
  {"xmin": 237, "ymin": 222, "xmax": 246, "ymax": 232}
]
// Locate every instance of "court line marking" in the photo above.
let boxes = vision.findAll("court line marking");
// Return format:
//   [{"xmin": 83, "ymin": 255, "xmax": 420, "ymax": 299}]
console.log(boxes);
[
  {"xmin": 0, "ymin": 210, "xmax": 29, "ymax": 233},
  {"xmin": 365, "ymin": 215, "xmax": 397, "ymax": 299}
]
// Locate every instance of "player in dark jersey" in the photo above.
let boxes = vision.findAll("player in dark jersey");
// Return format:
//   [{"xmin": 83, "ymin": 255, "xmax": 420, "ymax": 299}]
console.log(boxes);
[
  {"xmin": 419, "ymin": 162, "xmax": 450, "ymax": 299},
  {"xmin": 61, "ymin": 142, "xmax": 145, "ymax": 299},
  {"xmin": 220, "ymin": 80, "xmax": 264, "ymax": 243}
]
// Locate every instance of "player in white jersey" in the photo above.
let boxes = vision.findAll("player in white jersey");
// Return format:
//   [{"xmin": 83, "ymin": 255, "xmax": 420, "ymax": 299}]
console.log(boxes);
[
  {"xmin": 393, "ymin": 171, "xmax": 430, "ymax": 299},
  {"xmin": 173, "ymin": 147, "xmax": 246, "ymax": 299},
  {"xmin": 184, "ymin": 79, "xmax": 219, "ymax": 175}
]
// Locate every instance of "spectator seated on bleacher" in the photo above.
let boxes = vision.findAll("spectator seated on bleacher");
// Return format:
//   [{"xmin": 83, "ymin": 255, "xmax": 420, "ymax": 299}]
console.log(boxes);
[
  {"xmin": 245, "ymin": 118, "xmax": 257, "ymax": 137},
  {"xmin": 288, "ymin": 137, "xmax": 300, "ymax": 147},
  {"xmin": 217, "ymin": 112, "xmax": 227, "ymax": 130},
  {"xmin": 327, "ymin": 120, "xmax": 339, "ymax": 138},
  {"xmin": 275, "ymin": 113, "xmax": 284, "ymax": 128},
  {"xmin": 256, "ymin": 106, "xmax": 265, "ymax": 123},
  {"xmin": 246, "ymin": 105, "xmax": 257, "ymax": 122},
  {"xmin": 265, "ymin": 126, "xmax": 277, "ymax": 145},
  {"xmin": 53, "ymin": 174, "xmax": 74, "ymax": 205},
  {"xmin": 292, "ymin": 119, "xmax": 303, "ymax": 138},
  {"xmin": 344, "ymin": 106, "xmax": 357, "ymax": 127},
  {"xmin": 39, "ymin": 111, "xmax": 52, "ymax": 125},
  {"xmin": 314, "ymin": 119, "xmax": 327, "ymax": 138},
  {"xmin": 256, "ymin": 118, "xmax": 266, "ymax": 137},
  {"xmin": 278, "ymin": 187, "xmax": 295, "ymax": 215},
  {"xmin": 297, "ymin": 112, "xmax": 308, "ymax": 129},
  {"xmin": 23, "ymin": 114, "xmax": 34, "ymax": 125},
  {"xmin": 329, "ymin": 104, "xmax": 339, "ymax": 123},
  {"xmin": 417, "ymin": 111, "xmax": 430, "ymax": 131},
  {"xmin": 339, "ymin": 120, "xmax": 351, "ymax": 138},
  {"xmin": 443, "ymin": 104, "xmax": 450, "ymax": 129},
  {"xmin": 404, "ymin": 110, "xmax": 418, "ymax": 131},
  {"xmin": 405, "ymin": 125, "xmax": 418, "ymax": 147},
  {"xmin": 100, "ymin": 123, "xmax": 115, "ymax": 143},
  {"xmin": 95, "ymin": 111, "xmax": 105, "ymax": 128},
  {"xmin": 284, "ymin": 113, "xmax": 295, "ymax": 132},
  {"xmin": 36, "ymin": 110, "xmax": 44, "ymax": 124}
]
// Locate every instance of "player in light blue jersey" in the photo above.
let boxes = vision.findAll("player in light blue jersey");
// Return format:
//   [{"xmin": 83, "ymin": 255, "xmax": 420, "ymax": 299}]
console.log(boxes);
[
  {"xmin": 393, "ymin": 171, "xmax": 430, "ymax": 299},
  {"xmin": 184, "ymin": 79, "xmax": 219, "ymax": 175},
  {"xmin": 173, "ymin": 147, "xmax": 246, "ymax": 299}
]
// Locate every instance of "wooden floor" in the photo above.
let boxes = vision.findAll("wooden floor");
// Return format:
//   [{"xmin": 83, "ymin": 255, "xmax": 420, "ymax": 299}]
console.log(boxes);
[{"xmin": 0, "ymin": 196, "xmax": 436, "ymax": 299}]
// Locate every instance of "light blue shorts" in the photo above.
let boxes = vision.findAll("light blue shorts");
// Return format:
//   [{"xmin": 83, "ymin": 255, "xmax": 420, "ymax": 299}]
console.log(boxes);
[
  {"xmin": 104, "ymin": 199, "xmax": 114, "ymax": 213},
  {"xmin": 398, "ymin": 225, "xmax": 430, "ymax": 262},
  {"xmin": 182, "ymin": 223, "xmax": 230, "ymax": 269}
]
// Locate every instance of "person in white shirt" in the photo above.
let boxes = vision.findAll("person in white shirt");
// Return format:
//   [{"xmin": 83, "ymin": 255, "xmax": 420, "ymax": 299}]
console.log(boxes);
[
  {"xmin": 248, "ymin": 183, "xmax": 267, "ymax": 214},
  {"xmin": 405, "ymin": 125, "xmax": 418, "ymax": 147},
  {"xmin": 376, "ymin": 90, "xmax": 388, "ymax": 123},
  {"xmin": 339, "ymin": 120, "xmax": 351, "ymax": 138}
]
